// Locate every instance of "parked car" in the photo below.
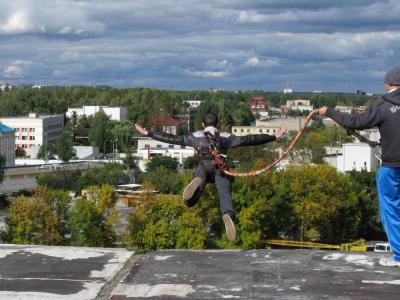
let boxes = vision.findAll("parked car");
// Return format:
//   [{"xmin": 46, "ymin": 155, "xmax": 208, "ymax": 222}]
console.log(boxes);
[{"xmin": 374, "ymin": 242, "xmax": 391, "ymax": 252}]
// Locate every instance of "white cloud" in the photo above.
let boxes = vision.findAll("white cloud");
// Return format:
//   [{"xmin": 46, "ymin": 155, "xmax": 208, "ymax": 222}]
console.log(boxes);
[
  {"xmin": 184, "ymin": 69, "xmax": 229, "ymax": 78},
  {"xmin": 246, "ymin": 56, "xmax": 261, "ymax": 66},
  {"xmin": 0, "ymin": 0, "xmax": 106, "ymax": 36},
  {"xmin": 3, "ymin": 59, "xmax": 32, "ymax": 77},
  {"xmin": 0, "ymin": 11, "xmax": 32, "ymax": 33}
]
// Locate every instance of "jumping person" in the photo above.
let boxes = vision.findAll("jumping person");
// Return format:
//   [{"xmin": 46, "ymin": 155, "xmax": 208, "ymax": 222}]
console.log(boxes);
[
  {"xmin": 316, "ymin": 66, "xmax": 400, "ymax": 267},
  {"xmin": 135, "ymin": 113, "xmax": 287, "ymax": 241}
]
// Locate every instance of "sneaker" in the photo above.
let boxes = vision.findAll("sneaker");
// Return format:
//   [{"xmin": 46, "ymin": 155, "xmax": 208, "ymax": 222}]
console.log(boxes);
[
  {"xmin": 183, "ymin": 177, "xmax": 202, "ymax": 201},
  {"xmin": 222, "ymin": 213, "xmax": 236, "ymax": 241},
  {"xmin": 379, "ymin": 256, "xmax": 400, "ymax": 267}
]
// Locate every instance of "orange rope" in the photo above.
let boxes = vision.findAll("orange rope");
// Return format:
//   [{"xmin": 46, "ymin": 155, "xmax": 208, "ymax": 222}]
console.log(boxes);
[{"xmin": 223, "ymin": 110, "xmax": 317, "ymax": 177}]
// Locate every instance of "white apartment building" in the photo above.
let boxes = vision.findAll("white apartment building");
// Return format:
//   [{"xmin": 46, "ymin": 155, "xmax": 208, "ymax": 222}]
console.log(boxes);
[
  {"xmin": 324, "ymin": 143, "xmax": 379, "ymax": 172},
  {"xmin": 0, "ymin": 113, "xmax": 64, "ymax": 158},
  {"xmin": 232, "ymin": 125, "xmax": 281, "ymax": 136},
  {"xmin": 0, "ymin": 123, "xmax": 15, "ymax": 167},
  {"xmin": 135, "ymin": 137, "xmax": 195, "ymax": 165},
  {"xmin": 67, "ymin": 105, "xmax": 128, "ymax": 121}
]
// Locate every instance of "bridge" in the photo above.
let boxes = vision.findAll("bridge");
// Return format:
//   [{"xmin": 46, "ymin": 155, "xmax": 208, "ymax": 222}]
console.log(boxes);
[{"xmin": 0, "ymin": 161, "xmax": 104, "ymax": 194}]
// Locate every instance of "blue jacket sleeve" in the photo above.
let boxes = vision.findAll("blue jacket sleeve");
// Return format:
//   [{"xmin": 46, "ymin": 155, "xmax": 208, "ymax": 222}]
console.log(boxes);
[{"xmin": 325, "ymin": 101, "xmax": 383, "ymax": 130}]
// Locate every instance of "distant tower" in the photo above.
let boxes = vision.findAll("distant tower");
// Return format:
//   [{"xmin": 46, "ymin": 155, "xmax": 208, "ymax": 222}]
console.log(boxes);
[{"xmin": 283, "ymin": 83, "xmax": 293, "ymax": 94}]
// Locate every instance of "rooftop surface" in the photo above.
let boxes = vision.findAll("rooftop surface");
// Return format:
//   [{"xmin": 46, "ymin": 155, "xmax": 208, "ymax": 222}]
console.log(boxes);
[
  {"xmin": 111, "ymin": 249, "xmax": 400, "ymax": 300},
  {"xmin": 0, "ymin": 245, "xmax": 399, "ymax": 299}
]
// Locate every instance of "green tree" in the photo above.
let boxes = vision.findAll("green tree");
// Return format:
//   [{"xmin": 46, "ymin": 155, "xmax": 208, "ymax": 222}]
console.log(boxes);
[
  {"xmin": 146, "ymin": 156, "xmax": 178, "ymax": 172},
  {"xmin": 183, "ymin": 155, "xmax": 198, "ymax": 169},
  {"xmin": 88, "ymin": 111, "xmax": 111, "ymax": 152},
  {"xmin": 127, "ymin": 193, "xmax": 205, "ymax": 252},
  {"xmin": 55, "ymin": 134, "xmax": 76, "ymax": 162},
  {"xmin": 73, "ymin": 163, "xmax": 129, "ymax": 193},
  {"xmin": 140, "ymin": 166, "xmax": 183, "ymax": 194},
  {"xmin": 69, "ymin": 184, "xmax": 119, "ymax": 247}
]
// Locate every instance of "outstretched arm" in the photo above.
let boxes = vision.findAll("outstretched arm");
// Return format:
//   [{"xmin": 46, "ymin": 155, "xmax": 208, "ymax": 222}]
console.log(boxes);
[
  {"xmin": 134, "ymin": 123, "xmax": 188, "ymax": 146},
  {"xmin": 227, "ymin": 128, "xmax": 287, "ymax": 148},
  {"xmin": 316, "ymin": 103, "xmax": 383, "ymax": 130}
]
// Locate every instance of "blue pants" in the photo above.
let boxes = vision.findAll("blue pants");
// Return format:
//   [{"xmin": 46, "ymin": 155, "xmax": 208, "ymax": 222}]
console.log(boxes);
[{"xmin": 376, "ymin": 166, "xmax": 400, "ymax": 261}]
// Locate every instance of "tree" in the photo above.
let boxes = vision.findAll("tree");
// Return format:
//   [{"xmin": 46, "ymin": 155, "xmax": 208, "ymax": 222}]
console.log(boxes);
[
  {"xmin": 73, "ymin": 163, "xmax": 129, "ymax": 193},
  {"xmin": 146, "ymin": 156, "xmax": 178, "ymax": 172},
  {"xmin": 88, "ymin": 111, "xmax": 111, "ymax": 152},
  {"xmin": 6, "ymin": 187, "xmax": 70, "ymax": 245},
  {"xmin": 37, "ymin": 143, "xmax": 56, "ymax": 160},
  {"xmin": 127, "ymin": 192, "xmax": 206, "ymax": 252},
  {"xmin": 69, "ymin": 184, "xmax": 119, "ymax": 247},
  {"xmin": 183, "ymin": 155, "xmax": 198, "ymax": 169},
  {"xmin": 15, "ymin": 148, "xmax": 26, "ymax": 158},
  {"xmin": 140, "ymin": 166, "xmax": 184, "ymax": 194},
  {"xmin": 55, "ymin": 134, "xmax": 76, "ymax": 162}
]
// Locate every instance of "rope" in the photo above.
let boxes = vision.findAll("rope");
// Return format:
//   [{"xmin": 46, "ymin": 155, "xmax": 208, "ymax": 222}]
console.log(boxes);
[
  {"xmin": 223, "ymin": 110, "xmax": 317, "ymax": 177},
  {"xmin": 222, "ymin": 110, "xmax": 379, "ymax": 177}
]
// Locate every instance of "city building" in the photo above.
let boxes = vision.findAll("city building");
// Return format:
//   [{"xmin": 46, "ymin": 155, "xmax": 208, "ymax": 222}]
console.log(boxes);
[
  {"xmin": 0, "ymin": 123, "xmax": 15, "ymax": 167},
  {"xmin": 249, "ymin": 96, "xmax": 268, "ymax": 116},
  {"xmin": 256, "ymin": 117, "xmax": 309, "ymax": 131},
  {"xmin": 232, "ymin": 125, "xmax": 281, "ymax": 136},
  {"xmin": 73, "ymin": 146, "xmax": 100, "ymax": 159},
  {"xmin": 135, "ymin": 137, "xmax": 195, "ymax": 165},
  {"xmin": 66, "ymin": 105, "xmax": 128, "ymax": 121},
  {"xmin": 324, "ymin": 143, "xmax": 379, "ymax": 172},
  {"xmin": 0, "ymin": 113, "xmax": 64, "ymax": 158},
  {"xmin": 284, "ymin": 99, "xmax": 313, "ymax": 113},
  {"xmin": 157, "ymin": 117, "xmax": 184, "ymax": 135}
]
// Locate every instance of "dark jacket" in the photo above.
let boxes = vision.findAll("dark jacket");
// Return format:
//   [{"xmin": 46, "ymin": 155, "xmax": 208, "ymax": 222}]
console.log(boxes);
[
  {"xmin": 149, "ymin": 130, "xmax": 276, "ymax": 159},
  {"xmin": 326, "ymin": 88, "xmax": 400, "ymax": 167}
]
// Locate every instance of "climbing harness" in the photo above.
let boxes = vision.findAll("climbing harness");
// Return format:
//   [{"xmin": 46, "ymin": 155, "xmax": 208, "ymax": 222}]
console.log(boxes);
[{"xmin": 204, "ymin": 130, "xmax": 230, "ymax": 173}]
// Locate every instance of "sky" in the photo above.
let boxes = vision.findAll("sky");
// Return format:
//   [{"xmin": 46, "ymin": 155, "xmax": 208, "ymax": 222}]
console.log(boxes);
[{"xmin": 1, "ymin": 0, "xmax": 400, "ymax": 93}]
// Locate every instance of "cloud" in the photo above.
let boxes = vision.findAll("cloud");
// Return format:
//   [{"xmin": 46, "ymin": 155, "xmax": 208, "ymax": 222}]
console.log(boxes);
[
  {"xmin": 246, "ymin": 56, "xmax": 279, "ymax": 67},
  {"xmin": 0, "ymin": 0, "xmax": 106, "ymax": 36},
  {"xmin": 3, "ymin": 60, "xmax": 32, "ymax": 77},
  {"xmin": 0, "ymin": 0, "xmax": 399, "ymax": 92},
  {"xmin": 184, "ymin": 69, "xmax": 230, "ymax": 78}
]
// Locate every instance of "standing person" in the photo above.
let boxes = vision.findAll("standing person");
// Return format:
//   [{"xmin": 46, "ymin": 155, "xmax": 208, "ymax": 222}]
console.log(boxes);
[
  {"xmin": 316, "ymin": 66, "xmax": 400, "ymax": 267},
  {"xmin": 135, "ymin": 113, "xmax": 287, "ymax": 241}
]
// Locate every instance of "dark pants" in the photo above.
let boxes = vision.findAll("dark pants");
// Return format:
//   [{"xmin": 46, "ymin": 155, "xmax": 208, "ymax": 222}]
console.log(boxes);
[{"xmin": 187, "ymin": 159, "xmax": 234, "ymax": 215}]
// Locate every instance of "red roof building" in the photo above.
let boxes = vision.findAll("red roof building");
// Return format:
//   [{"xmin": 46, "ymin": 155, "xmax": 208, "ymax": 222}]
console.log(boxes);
[
  {"xmin": 158, "ymin": 117, "xmax": 184, "ymax": 134},
  {"xmin": 250, "ymin": 96, "xmax": 267, "ymax": 114}
]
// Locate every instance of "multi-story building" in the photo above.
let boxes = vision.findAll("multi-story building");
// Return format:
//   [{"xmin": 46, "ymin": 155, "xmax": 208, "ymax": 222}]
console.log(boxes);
[
  {"xmin": 0, "ymin": 113, "xmax": 64, "ymax": 158},
  {"xmin": 255, "ymin": 117, "xmax": 309, "ymax": 131},
  {"xmin": 232, "ymin": 125, "xmax": 281, "ymax": 136},
  {"xmin": 324, "ymin": 143, "xmax": 379, "ymax": 172},
  {"xmin": 0, "ymin": 123, "xmax": 15, "ymax": 167},
  {"xmin": 67, "ymin": 105, "xmax": 128, "ymax": 121},
  {"xmin": 249, "ymin": 96, "xmax": 268, "ymax": 115},
  {"xmin": 135, "ymin": 137, "xmax": 195, "ymax": 165},
  {"xmin": 285, "ymin": 99, "xmax": 313, "ymax": 112}
]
